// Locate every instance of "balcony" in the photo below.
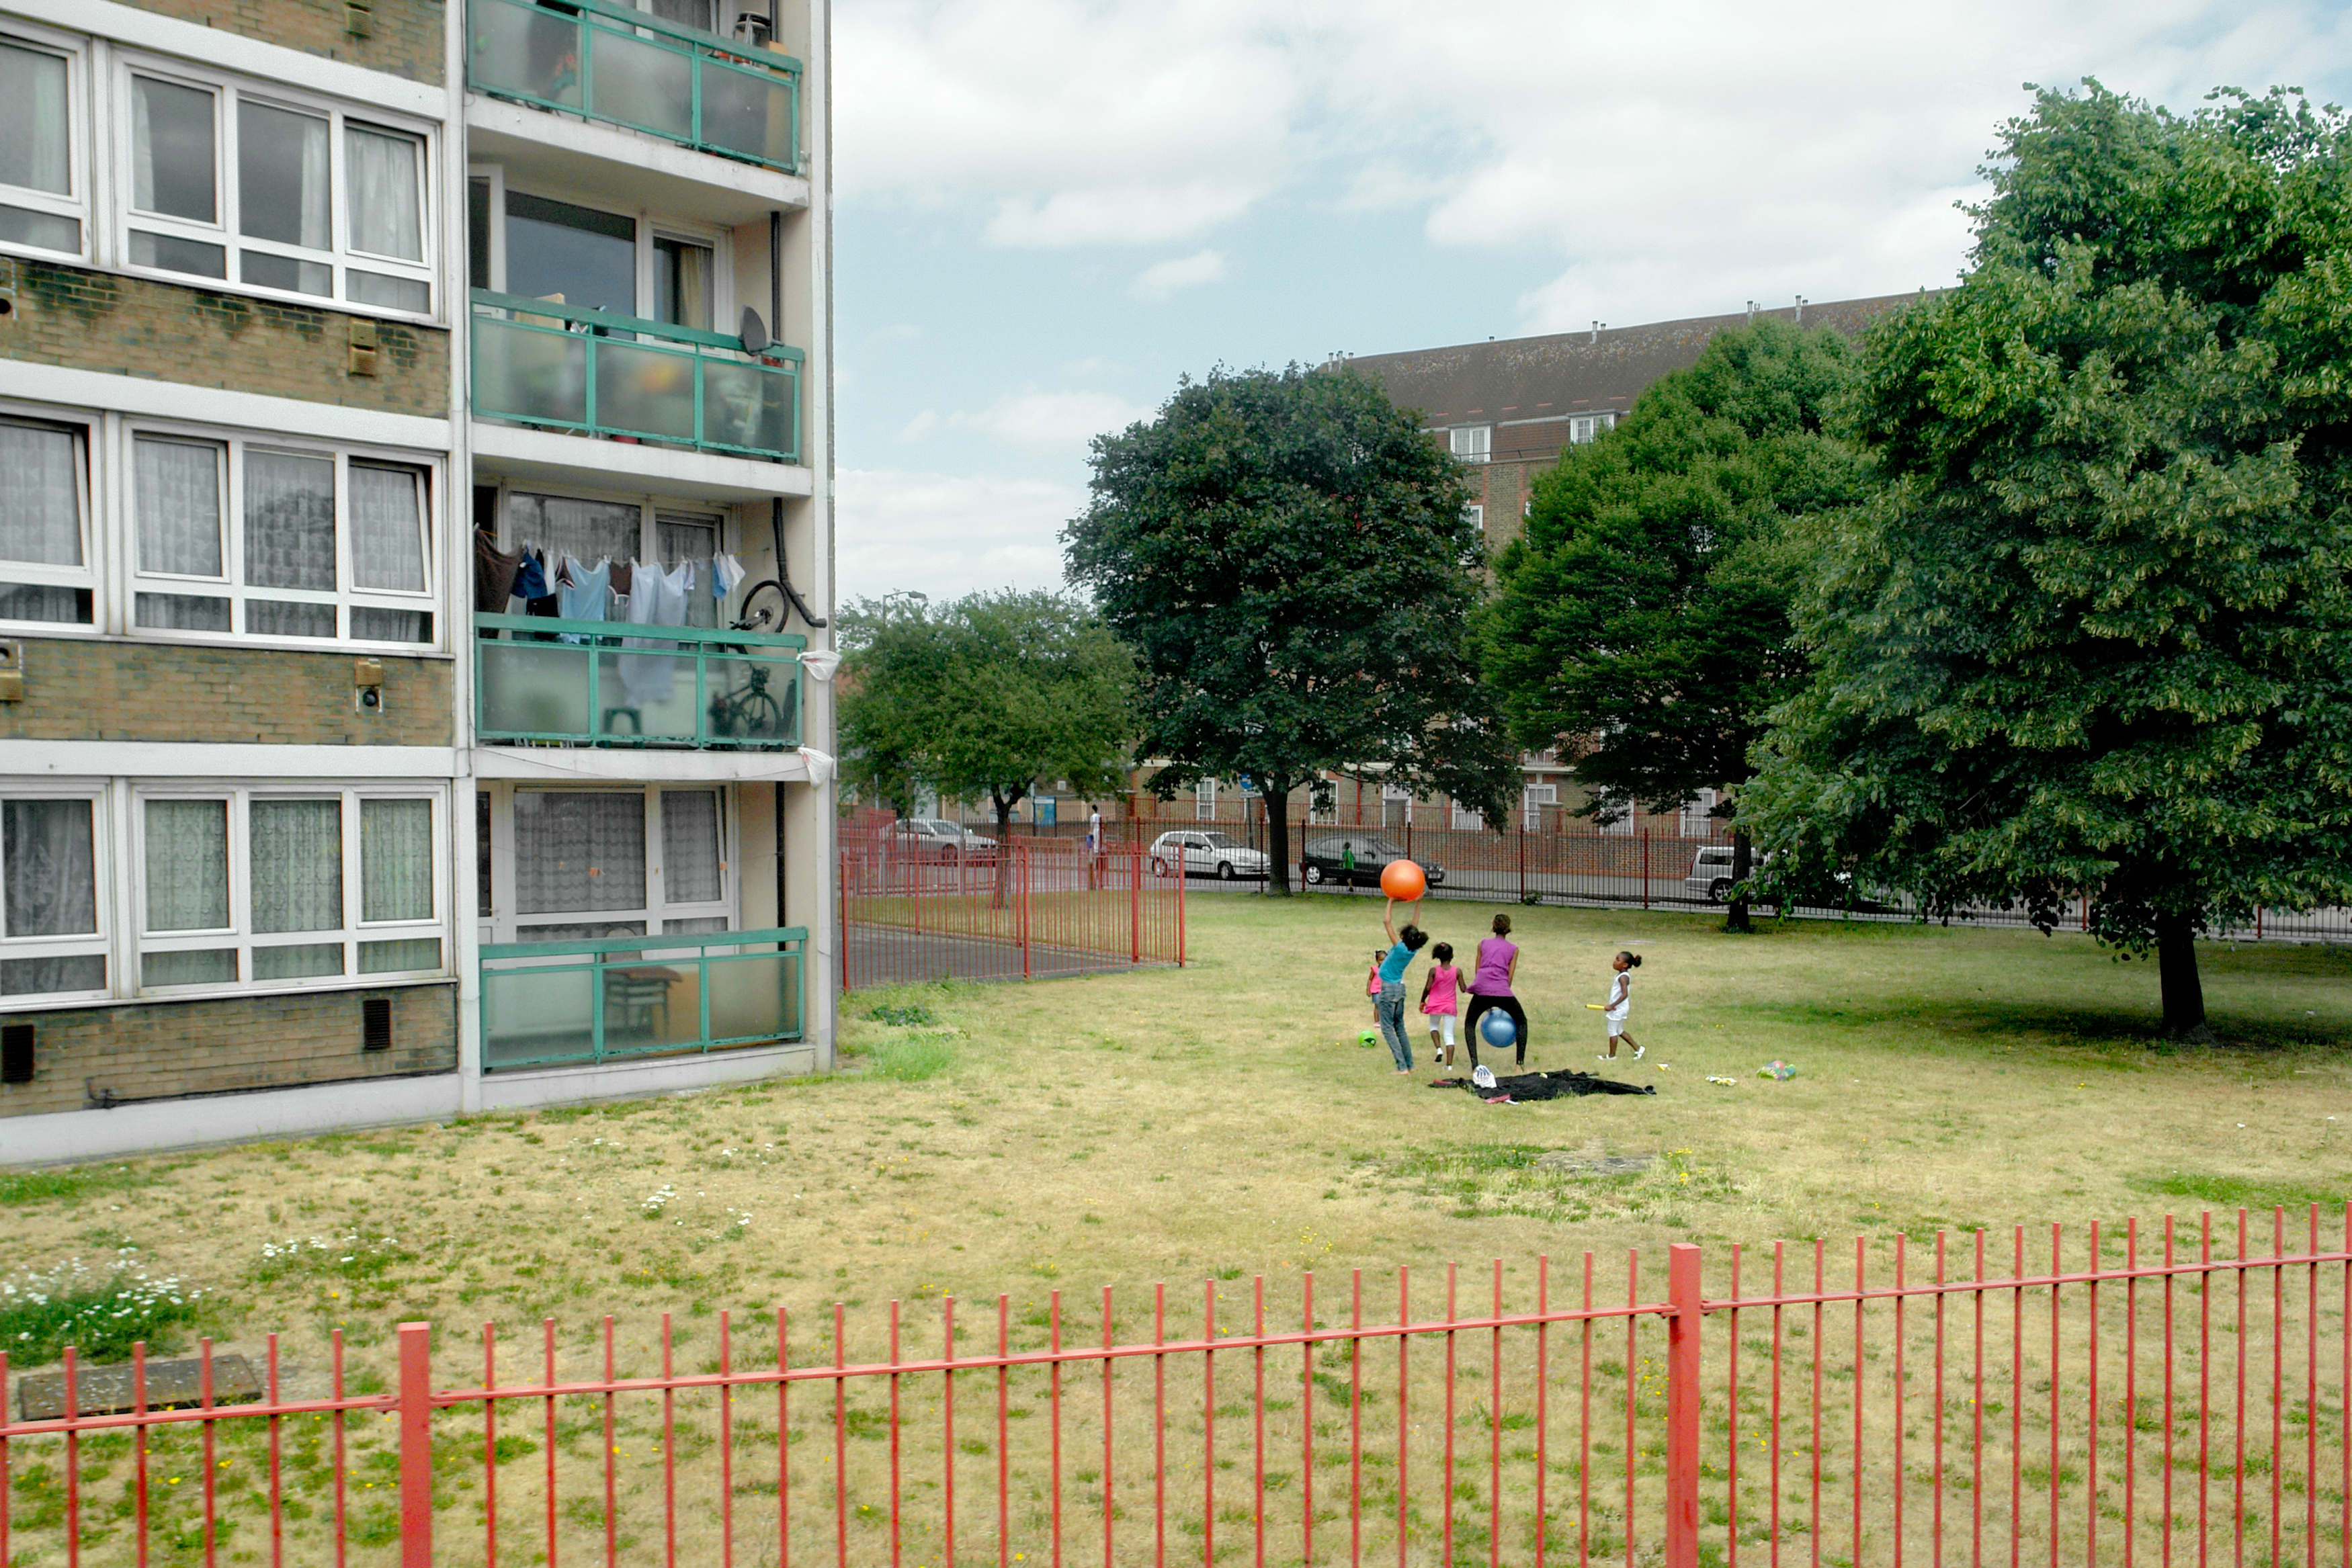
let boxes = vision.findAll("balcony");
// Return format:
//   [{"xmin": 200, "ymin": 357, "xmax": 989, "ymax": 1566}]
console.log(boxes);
[
  {"xmin": 480, "ymin": 926, "xmax": 806, "ymax": 1072},
  {"xmin": 471, "ymin": 291, "xmax": 803, "ymax": 464},
  {"xmin": 474, "ymin": 612, "xmax": 804, "ymax": 748},
  {"xmin": 466, "ymin": 0, "xmax": 801, "ymax": 172}
]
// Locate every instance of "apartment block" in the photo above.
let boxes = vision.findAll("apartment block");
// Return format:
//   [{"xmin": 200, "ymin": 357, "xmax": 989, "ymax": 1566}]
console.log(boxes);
[{"xmin": 0, "ymin": 0, "xmax": 835, "ymax": 1162}]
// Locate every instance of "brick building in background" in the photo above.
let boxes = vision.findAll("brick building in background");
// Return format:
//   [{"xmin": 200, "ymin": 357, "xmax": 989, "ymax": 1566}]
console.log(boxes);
[{"xmin": 0, "ymin": 0, "xmax": 836, "ymax": 1161}]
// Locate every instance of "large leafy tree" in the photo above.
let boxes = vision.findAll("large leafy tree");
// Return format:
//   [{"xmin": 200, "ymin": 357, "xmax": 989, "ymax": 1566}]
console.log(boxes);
[
  {"xmin": 838, "ymin": 590, "xmax": 1136, "ymax": 899},
  {"xmin": 1066, "ymin": 365, "xmax": 1519, "ymax": 894},
  {"xmin": 1745, "ymin": 83, "xmax": 2352, "ymax": 1037},
  {"xmin": 1483, "ymin": 320, "xmax": 1864, "ymax": 930}
]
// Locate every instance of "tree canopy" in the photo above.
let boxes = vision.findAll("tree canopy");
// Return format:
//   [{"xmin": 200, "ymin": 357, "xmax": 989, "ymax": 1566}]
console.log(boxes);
[
  {"xmin": 1064, "ymin": 364, "xmax": 1520, "ymax": 893},
  {"xmin": 1483, "ymin": 319, "xmax": 1865, "ymax": 928},
  {"xmin": 1744, "ymin": 82, "xmax": 2352, "ymax": 1035},
  {"xmin": 837, "ymin": 590, "xmax": 1136, "ymax": 877}
]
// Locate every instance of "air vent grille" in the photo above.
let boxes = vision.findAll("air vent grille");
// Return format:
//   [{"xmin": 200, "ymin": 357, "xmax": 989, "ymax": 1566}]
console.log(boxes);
[{"xmin": 362, "ymin": 998, "xmax": 392, "ymax": 1053}]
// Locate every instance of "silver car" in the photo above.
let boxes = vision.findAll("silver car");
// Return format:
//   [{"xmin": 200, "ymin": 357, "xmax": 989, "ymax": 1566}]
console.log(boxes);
[
  {"xmin": 1148, "ymin": 830, "xmax": 1269, "ymax": 881},
  {"xmin": 891, "ymin": 818, "xmax": 999, "ymax": 863}
]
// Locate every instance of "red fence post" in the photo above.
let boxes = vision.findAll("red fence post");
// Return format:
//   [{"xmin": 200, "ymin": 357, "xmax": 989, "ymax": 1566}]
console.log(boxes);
[
  {"xmin": 398, "ymin": 1321, "xmax": 434, "ymax": 1568},
  {"xmin": 1642, "ymin": 831, "xmax": 1651, "ymax": 910},
  {"xmin": 1665, "ymin": 1244, "xmax": 1702, "ymax": 1568},
  {"xmin": 1130, "ymin": 840, "xmax": 1141, "ymax": 966},
  {"xmin": 1175, "ymin": 848, "xmax": 1186, "ymax": 967}
]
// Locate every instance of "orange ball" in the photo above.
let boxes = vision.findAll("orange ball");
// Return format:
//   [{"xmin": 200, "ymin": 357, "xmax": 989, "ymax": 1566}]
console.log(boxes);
[{"xmin": 1380, "ymin": 858, "xmax": 1427, "ymax": 901}]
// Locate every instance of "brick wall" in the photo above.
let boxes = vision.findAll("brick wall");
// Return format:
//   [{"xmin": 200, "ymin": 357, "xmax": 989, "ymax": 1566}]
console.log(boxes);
[
  {"xmin": 0, "ymin": 640, "xmax": 453, "ymax": 746},
  {"xmin": 0, "ymin": 983, "xmax": 457, "ymax": 1119},
  {"xmin": 0, "ymin": 261, "xmax": 448, "ymax": 419},
  {"xmin": 118, "ymin": 0, "xmax": 444, "ymax": 85}
]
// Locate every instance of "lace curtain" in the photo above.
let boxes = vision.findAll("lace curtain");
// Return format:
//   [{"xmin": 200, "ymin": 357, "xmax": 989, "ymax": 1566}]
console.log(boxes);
[
  {"xmin": 513, "ymin": 791, "xmax": 646, "ymax": 914},
  {"xmin": 661, "ymin": 789, "xmax": 722, "ymax": 904},
  {"xmin": 345, "ymin": 126, "xmax": 422, "ymax": 261},
  {"xmin": 351, "ymin": 463, "xmax": 427, "ymax": 591},
  {"xmin": 136, "ymin": 437, "xmax": 224, "ymax": 576},
  {"xmin": 243, "ymin": 451, "xmax": 334, "ymax": 591},
  {"xmin": 506, "ymin": 493, "xmax": 640, "ymax": 566},
  {"xmin": 0, "ymin": 43, "xmax": 68, "ymax": 195},
  {"xmin": 237, "ymin": 102, "xmax": 329, "ymax": 249},
  {"xmin": 250, "ymin": 799, "xmax": 343, "ymax": 933},
  {"xmin": 362, "ymin": 798, "xmax": 433, "ymax": 922},
  {"xmin": 144, "ymin": 799, "xmax": 229, "ymax": 932},
  {"xmin": 3, "ymin": 799, "xmax": 95, "ymax": 937},
  {"xmin": 0, "ymin": 421, "xmax": 82, "ymax": 566}
]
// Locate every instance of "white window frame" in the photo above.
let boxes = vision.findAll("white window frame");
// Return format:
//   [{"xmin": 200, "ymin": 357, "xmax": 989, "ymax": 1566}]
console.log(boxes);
[
  {"xmin": 1521, "ymin": 783, "xmax": 1557, "ymax": 830},
  {"xmin": 1450, "ymin": 425, "xmax": 1491, "ymax": 463},
  {"xmin": 112, "ymin": 51, "xmax": 437, "ymax": 321},
  {"xmin": 0, "ymin": 785, "xmax": 112, "ymax": 1002},
  {"xmin": 1193, "ymin": 779, "xmax": 1217, "ymax": 822},
  {"xmin": 1680, "ymin": 787, "xmax": 1720, "ymax": 839},
  {"xmin": 1450, "ymin": 803, "xmax": 1484, "ymax": 830},
  {"xmin": 1382, "ymin": 783, "xmax": 1413, "ymax": 827},
  {"xmin": 1465, "ymin": 504, "xmax": 1484, "ymax": 535},
  {"xmin": 493, "ymin": 483, "xmax": 739, "ymax": 570},
  {"xmin": 501, "ymin": 785, "xmax": 736, "ymax": 946},
  {"xmin": 132, "ymin": 783, "xmax": 448, "ymax": 998},
  {"xmin": 0, "ymin": 22, "xmax": 91, "ymax": 263},
  {"xmin": 122, "ymin": 418, "xmax": 441, "ymax": 652},
  {"xmin": 0, "ymin": 405, "xmax": 100, "ymax": 634},
  {"xmin": 1570, "ymin": 417, "xmax": 1596, "ymax": 444},
  {"xmin": 472, "ymin": 169, "xmax": 735, "ymax": 326}
]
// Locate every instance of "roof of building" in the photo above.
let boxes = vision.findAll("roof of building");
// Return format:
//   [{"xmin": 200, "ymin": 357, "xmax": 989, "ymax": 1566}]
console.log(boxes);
[{"xmin": 1339, "ymin": 292, "xmax": 1931, "ymax": 433}]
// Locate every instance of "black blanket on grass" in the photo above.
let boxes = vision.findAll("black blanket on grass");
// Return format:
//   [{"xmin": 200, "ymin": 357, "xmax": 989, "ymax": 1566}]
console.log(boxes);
[{"xmin": 1429, "ymin": 1070, "xmax": 1656, "ymax": 1100}]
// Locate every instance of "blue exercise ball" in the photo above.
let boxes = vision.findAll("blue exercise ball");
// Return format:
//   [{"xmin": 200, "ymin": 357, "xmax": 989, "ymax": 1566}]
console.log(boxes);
[{"xmin": 1477, "ymin": 1010, "xmax": 1517, "ymax": 1048}]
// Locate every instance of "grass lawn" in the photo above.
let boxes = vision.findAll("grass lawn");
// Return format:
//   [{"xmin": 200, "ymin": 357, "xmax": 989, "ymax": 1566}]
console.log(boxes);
[
  {"xmin": 5, "ymin": 896, "xmax": 2350, "ymax": 1565},
  {"xmin": 7, "ymin": 894, "xmax": 2350, "ymax": 1373}
]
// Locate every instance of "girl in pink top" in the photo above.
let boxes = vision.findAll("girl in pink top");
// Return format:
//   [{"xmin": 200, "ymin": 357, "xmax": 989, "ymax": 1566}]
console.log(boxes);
[
  {"xmin": 1419, "ymin": 942, "xmax": 1463, "ymax": 1068},
  {"xmin": 1463, "ymin": 912, "xmax": 1531, "ymax": 1070}
]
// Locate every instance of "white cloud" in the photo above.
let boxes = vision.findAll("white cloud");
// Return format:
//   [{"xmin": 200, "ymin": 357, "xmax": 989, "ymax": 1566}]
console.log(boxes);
[
  {"xmin": 894, "ymin": 409, "xmax": 938, "ymax": 443},
  {"xmin": 836, "ymin": 468, "xmax": 1087, "ymax": 601},
  {"xmin": 948, "ymin": 390, "xmax": 1154, "ymax": 450},
  {"xmin": 1130, "ymin": 249, "xmax": 1228, "ymax": 302}
]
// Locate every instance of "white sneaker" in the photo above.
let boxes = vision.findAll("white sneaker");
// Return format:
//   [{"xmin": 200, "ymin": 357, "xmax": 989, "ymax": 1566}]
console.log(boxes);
[
  {"xmin": 1632, "ymin": 1045, "xmax": 1646, "ymax": 1060},
  {"xmin": 1597, "ymin": 1053, "xmax": 1613, "ymax": 1064}
]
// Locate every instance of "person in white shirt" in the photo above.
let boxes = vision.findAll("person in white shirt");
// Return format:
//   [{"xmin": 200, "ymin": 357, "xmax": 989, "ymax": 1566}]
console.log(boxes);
[
  {"xmin": 1085, "ymin": 805, "xmax": 1103, "ymax": 887},
  {"xmin": 1597, "ymin": 950, "xmax": 1644, "ymax": 1062}
]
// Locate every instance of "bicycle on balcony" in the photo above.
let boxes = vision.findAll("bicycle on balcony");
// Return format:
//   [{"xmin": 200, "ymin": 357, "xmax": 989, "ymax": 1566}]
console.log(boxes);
[{"xmin": 702, "ymin": 578, "xmax": 796, "ymax": 742}]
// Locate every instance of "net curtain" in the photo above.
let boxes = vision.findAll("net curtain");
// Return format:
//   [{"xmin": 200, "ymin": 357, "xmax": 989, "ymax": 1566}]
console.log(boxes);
[
  {"xmin": 243, "ymin": 450, "xmax": 335, "ymax": 591},
  {"xmin": 249, "ymin": 799, "xmax": 342, "ymax": 934},
  {"xmin": 514, "ymin": 790, "xmax": 646, "ymax": 914},
  {"xmin": 0, "ymin": 43, "xmax": 68, "ymax": 195},
  {"xmin": 3, "ymin": 799, "xmax": 96, "ymax": 939},
  {"xmin": 0, "ymin": 421, "xmax": 83, "ymax": 566},
  {"xmin": 135, "ymin": 437, "xmax": 224, "ymax": 576},
  {"xmin": 345, "ymin": 125, "xmax": 423, "ymax": 261},
  {"xmin": 143, "ymin": 799, "xmax": 229, "ymax": 932},
  {"xmin": 361, "ymin": 797, "xmax": 434, "ymax": 922},
  {"xmin": 660, "ymin": 789, "xmax": 722, "ymax": 905},
  {"xmin": 351, "ymin": 463, "xmax": 428, "ymax": 591}
]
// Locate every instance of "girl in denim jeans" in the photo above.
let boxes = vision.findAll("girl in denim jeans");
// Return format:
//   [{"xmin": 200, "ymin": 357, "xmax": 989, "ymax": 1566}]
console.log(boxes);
[{"xmin": 1374, "ymin": 898, "xmax": 1429, "ymax": 1074}]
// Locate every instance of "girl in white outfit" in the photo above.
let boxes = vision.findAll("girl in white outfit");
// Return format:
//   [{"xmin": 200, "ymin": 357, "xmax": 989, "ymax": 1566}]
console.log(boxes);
[{"xmin": 1597, "ymin": 950, "xmax": 1643, "ymax": 1061}]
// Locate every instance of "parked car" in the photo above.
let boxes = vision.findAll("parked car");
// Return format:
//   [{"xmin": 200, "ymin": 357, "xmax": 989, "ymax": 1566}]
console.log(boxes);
[
  {"xmin": 1298, "ymin": 834, "xmax": 1446, "ymax": 890},
  {"xmin": 1684, "ymin": 845, "xmax": 1845, "ymax": 904},
  {"xmin": 890, "ymin": 818, "xmax": 998, "ymax": 862},
  {"xmin": 1147, "ymin": 830, "xmax": 1269, "ymax": 881}
]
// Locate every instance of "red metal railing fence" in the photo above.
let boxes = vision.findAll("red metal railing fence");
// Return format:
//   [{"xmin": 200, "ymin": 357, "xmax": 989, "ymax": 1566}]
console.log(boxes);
[
  {"xmin": 7, "ymin": 1205, "xmax": 2352, "ymax": 1567},
  {"xmin": 839, "ymin": 836, "xmax": 1183, "ymax": 990}
]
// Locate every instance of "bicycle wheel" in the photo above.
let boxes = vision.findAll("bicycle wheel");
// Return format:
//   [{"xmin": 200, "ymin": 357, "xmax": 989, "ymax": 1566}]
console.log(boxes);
[{"xmin": 732, "ymin": 579, "xmax": 788, "ymax": 633}]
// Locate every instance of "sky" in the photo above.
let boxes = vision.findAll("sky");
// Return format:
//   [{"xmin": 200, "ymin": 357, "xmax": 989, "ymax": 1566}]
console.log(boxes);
[{"xmin": 830, "ymin": 0, "xmax": 2352, "ymax": 605}]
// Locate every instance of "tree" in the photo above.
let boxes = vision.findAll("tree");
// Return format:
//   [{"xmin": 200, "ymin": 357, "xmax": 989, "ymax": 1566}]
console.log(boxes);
[
  {"xmin": 1745, "ymin": 83, "xmax": 2352, "ymax": 1037},
  {"xmin": 1482, "ymin": 320, "xmax": 1865, "ymax": 930},
  {"xmin": 837, "ymin": 590, "xmax": 1137, "ymax": 902},
  {"xmin": 1064, "ymin": 365, "xmax": 1520, "ymax": 894}
]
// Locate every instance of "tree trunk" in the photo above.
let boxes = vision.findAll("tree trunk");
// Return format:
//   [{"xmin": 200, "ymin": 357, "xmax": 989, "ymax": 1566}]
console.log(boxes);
[
  {"xmin": 1265, "ymin": 777, "xmax": 1294, "ymax": 896},
  {"xmin": 991, "ymin": 794, "xmax": 1017, "ymax": 911},
  {"xmin": 1726, "ymin": 825, "xmax": 1754, "ymax": 934},
  {"xmin": 2156, "ymin": 912, "xmax": 2213, "ymax": 1041}
]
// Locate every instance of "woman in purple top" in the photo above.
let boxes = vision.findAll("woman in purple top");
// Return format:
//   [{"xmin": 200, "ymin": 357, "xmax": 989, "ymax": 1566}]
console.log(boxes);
[{"xmin": 1462, "ymin": 912, "xmax": 1531, "ymax": 1070}]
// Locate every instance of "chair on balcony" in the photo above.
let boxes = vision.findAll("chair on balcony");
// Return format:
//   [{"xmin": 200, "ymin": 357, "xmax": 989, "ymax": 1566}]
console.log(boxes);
[{"xmin": 603, "ymin": 965, "xmax": 682, "ymax": 1042}]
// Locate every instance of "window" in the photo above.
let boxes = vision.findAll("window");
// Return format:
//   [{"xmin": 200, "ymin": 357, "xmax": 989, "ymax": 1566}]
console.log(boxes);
[
  {"xmin": 1450, "ymin": 803, "xmax": 1484, "ymax": 830},
  {"xmin": 0, "ymin": 795, "xmax": 106, "ymax": 998},
  {"xmin": 1570, "ymin": 412, "xmax": 1618, "ymax": 445},
  {"xmin": 130, "ymin": 431, "xmax": 434, "ymax": 645},
  {"xmin": 652, "ymin": 235, "xmax": 715, "ymax": 331},
  {"xmin": 1449, "ymin": 425, "xmax": 1490, "ymax": 463},
  {"xmin": 497, "ymin": 493, "xmax": 728, "ymax": 621},
  {"xmin": 509, "ymin": 788, "xmax": 730, "ymax": 941},
  {"xmin": 0, "ymin": 30, "xmax": 85, "ymax": 257},
  {"xmin": 1679, "ymin": 788, "xmax": 1719, "ymax": 839},
  {"xmin": 504, "ymin": 191, "xmax": 635, "ymax": 314},
  {"xmin": 1382, "ymin": 784, "xmax": 1412, "ymax": 828},
  {"xmin": 0, "ymin": 416, "xmax": 95, "ymax": 627},
  {"xmin": 1521, "ymin": 782, "xmax": 1557, "ymax": 830},
  {"xmin": 1193, "ymin": 779, "xmax": 1217, "ymax": 821},
  {"xmin": 120, "ymin": 61, "xmax": 431, "ymax": 314},
  {"xmin": 1465, "ymin": 504, "xmax": 1484, "ymax": 535},
  {"xmin": 136, "ymin": 788, "xmax": 442, "ymax": 992}
]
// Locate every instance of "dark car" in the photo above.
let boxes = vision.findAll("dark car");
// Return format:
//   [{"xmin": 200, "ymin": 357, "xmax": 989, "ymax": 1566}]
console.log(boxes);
[{"xmin": 1298, "ymin": 834, "xmax": 1446, "ymax": 889}]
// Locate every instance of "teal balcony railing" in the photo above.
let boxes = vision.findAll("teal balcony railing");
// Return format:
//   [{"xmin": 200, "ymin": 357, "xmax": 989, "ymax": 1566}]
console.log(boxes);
[
  {"xmin": 474, "ymin": 611, "xmax": 804, "ymax": 747},
  {"xmin": 481, "ymin": 926, "xmax": 806, "ymax": 1072},
  {"xmin": 466, "ymin": 0, "xmax": 802, "ymax": 171},
  {"xmin": 471, "ymin": 291, "xmax": 804, "ymax": 461}
]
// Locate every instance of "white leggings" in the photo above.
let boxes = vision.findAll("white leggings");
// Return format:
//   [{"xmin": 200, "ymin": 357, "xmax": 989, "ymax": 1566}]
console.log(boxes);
[{"xmin": 1426, "ymin": 1013, "xmax": 1457, "ymax": 1049}]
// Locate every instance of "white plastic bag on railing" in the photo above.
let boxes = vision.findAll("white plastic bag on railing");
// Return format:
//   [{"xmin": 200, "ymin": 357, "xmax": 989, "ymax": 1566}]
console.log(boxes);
[
  {"xmin": 797, "ymin": 746, "xmax": 836, "ymax": 785},
  {"xmin": 798, "ymin": 649, "xmax": 841, "ymax": 681}
]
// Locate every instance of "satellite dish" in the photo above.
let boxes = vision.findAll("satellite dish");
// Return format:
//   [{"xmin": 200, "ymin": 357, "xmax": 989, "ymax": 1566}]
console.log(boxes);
[{"xmin": 738, "ymin": 306, "xmax": 769, "ymax": 356}]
